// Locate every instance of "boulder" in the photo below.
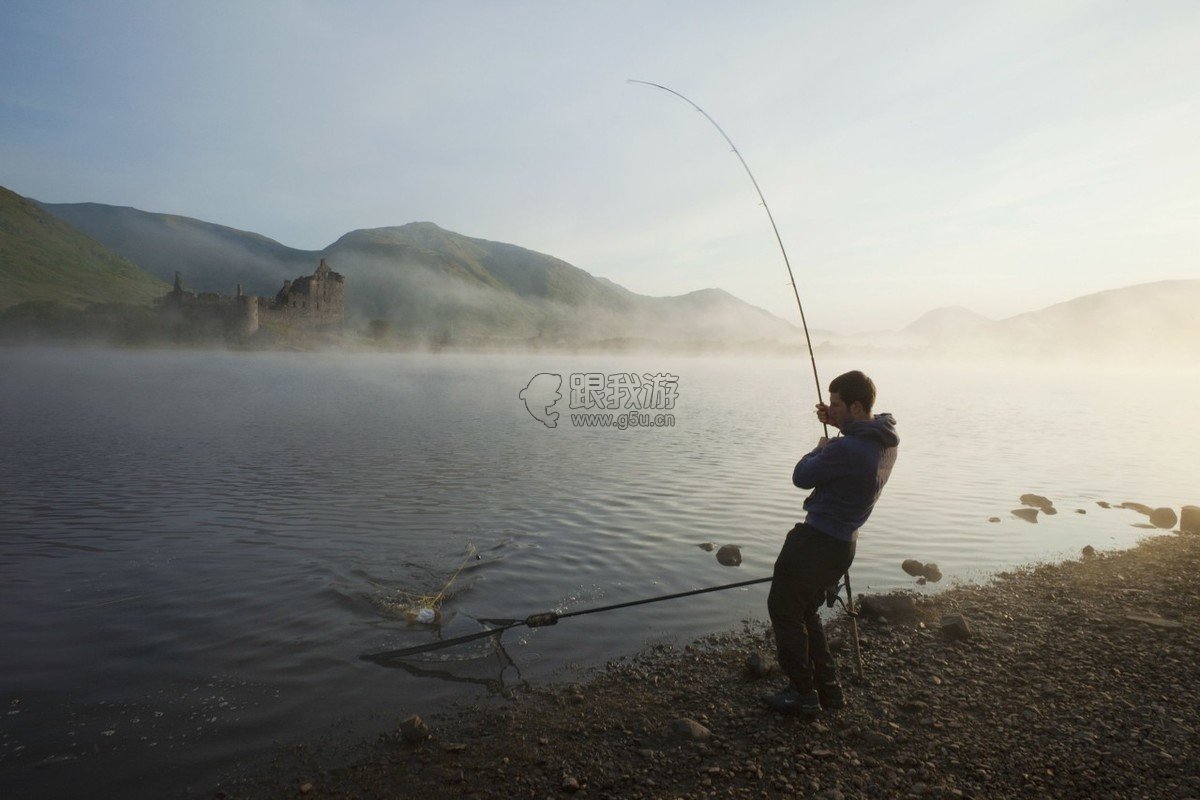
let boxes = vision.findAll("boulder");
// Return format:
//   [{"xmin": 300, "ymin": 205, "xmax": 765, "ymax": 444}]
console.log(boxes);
[
  {"xmin": 671, "ymin": 718, "xmax": 711, "ymax": 740},
  {"xmin": 921, "ymin": 563, "xmax": 943, "ymax": 583},
  {"xmin": 1082, "ymin": 545, "xmax": 1096, "ymax": 558},
  {"xmin": 1182, "ymin": 505, "xmax": 1200, "ymax": 534},
  {"xmin": 901, "ymin": 559, "xmax": 925, "ymax": 577},
  {"xmin": 859, "ymin": 593, "xmax": 919, "ymax": 623},
  {"xmin": 1011, "ymin": 508, "xmax": 1039, "ymax": 523},
  {"xmin": 745, "ymin": 651, "xmax": 777, "ymax": 679},
  {"xmin": 940, "ymin": 613, "xmax": 972, "ymax": 640},
  {"xmin": 1149, "ymin": 507, "xmax": 1178, "ymax": 529},
  {"xmin": 399, "ymin": 714, "xmax": 429, "ymax": 743},
  {"xmin": 715, "ymin": 544, "xmax": 742, "ymax": 566},
  {"xmin": 1119, "ymin": 501, "xmax": 1153, "ymax": 516}
]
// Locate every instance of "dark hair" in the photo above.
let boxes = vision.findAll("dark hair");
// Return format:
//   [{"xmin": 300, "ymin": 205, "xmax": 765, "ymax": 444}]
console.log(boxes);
[{"xmin": 829, "ymin": 370, "xmax": 876, "ymax": 414}]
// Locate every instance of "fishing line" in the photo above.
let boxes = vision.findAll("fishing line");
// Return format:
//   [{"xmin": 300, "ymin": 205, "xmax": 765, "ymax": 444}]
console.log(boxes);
[{"xmin": 628, "ymin": 79, "xmax": 827, "ymax": 437}]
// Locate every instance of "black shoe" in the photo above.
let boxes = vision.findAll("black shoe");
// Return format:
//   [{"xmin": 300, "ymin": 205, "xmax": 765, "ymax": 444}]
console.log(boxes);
[
  {"xmin": 762, "ymin": 688, "xmax": 821, "ymax": 717},
  {"xmin": 817, "ymin": 680, "xmax": 845, "ymax": 710}
]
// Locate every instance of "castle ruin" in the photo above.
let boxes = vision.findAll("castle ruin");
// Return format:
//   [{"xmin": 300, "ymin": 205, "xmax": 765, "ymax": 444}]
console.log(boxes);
[{"xmin": 159, "ymin": 259, "xmax": 345, "ymax": 336}]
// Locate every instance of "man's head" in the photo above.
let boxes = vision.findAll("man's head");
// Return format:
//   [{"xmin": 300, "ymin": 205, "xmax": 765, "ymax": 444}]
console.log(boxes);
[{"xmin": 828, "ymin": 370, "xmax": 876, "ymax": 426}]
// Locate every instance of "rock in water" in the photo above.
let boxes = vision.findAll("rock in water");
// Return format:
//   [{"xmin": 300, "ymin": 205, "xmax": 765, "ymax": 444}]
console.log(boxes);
[
  {"xmin": 988, "ymin": 517, "xmax": 1001, "ymax": 523},
  {"xmin": 940, "ymin": 613, "xmax": 972, "ymax": 640},
  {"xmin": 1011, "ymin": 508, "xmax": 1039, "ymax": 523},
  {"xmin": 716, "ymin": 544, "xmax": 742, "ymax": 566},
  {"xmin": 1082, "ymin": 545, "xmax": 1096, "ymax": 558},
  {"xmin": 1097, "ymin": 500, "xmax": 1111, "ymax": 509},
  {"xmin": 921, "ymin": 563, "xmax": 943, "ymax": 583},
  {"xmin": 1182, "ymin": 505, "xmax": 1200, "ymax": 534},
  {"xmin": 1149, "ymin": 507, "xmax": 1178, "ymax": 529},
  {"xmin": 901, "ymin": 559, "xmax": 925, "ymax": 577},
  {"xmin": 1020, "ymin": 493, "xmax": 1054, "ymax": 511},
  {"xmin": 697, "ymin": 542, "xmax": 716, "ymax": 552},
  {"xmin": 1119, "ymin": 501, "xmax": 1153, "ymax": 516}
]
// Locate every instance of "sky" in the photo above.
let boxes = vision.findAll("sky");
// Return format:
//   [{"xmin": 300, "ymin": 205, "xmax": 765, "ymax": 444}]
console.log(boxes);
[{"xmin": 2, "ymin": 1, "xmax": 1198, "ymax": 333}]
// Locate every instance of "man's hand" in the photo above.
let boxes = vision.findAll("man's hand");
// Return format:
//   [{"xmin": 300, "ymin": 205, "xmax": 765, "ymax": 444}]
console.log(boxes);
[{"xmin": 815, "ymin": 402, "xmax": 831, "ymax": 426}]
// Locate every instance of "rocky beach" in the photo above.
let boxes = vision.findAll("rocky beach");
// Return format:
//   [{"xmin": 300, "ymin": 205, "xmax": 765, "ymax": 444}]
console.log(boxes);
[{"xmin": 231, "ymin": 525, "xmax": 1199, "ymax": 800}]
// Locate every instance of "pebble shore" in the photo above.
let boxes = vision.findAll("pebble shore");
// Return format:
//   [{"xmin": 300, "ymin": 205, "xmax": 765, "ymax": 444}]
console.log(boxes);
[{"xmin": 234, "ymin": 530, "xmax": 1200, "ymax": 800}]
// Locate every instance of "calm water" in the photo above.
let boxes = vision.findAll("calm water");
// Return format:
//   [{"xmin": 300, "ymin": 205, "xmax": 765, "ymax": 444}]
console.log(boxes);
[{"xmin": 1, "ymin": 347, "xmax": 1195, "ymax": 798}]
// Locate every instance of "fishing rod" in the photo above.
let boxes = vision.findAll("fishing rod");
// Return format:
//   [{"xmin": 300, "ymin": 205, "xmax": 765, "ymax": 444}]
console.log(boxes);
[
  {"xmin": 360, "ymin": 575, "xmax": 773, "ymax": 663},
  {"xmin": 631, "ymin": 80, "xmax": 865, "ymax": 680},
  {"xmin": 628, "ymin": 79, "xmax": 826, "ymax": 438}
]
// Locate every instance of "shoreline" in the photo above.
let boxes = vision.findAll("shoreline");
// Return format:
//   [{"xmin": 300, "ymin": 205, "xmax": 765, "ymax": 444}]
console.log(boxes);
[{"xmin": 229, "ymin": 528, "xmax": 1199, "ymax": 800}]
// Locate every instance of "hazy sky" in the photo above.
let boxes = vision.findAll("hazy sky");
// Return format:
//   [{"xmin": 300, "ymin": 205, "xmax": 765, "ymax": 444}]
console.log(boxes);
[{"xmin": 3, "ymin": 1, "xmax": 1198, "ymax": 332}]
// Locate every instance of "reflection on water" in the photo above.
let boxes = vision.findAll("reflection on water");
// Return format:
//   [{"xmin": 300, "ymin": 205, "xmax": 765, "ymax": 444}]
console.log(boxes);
[{"xmin": 0, "ymin": 347, "xmax": 1195, "ymax": 798}]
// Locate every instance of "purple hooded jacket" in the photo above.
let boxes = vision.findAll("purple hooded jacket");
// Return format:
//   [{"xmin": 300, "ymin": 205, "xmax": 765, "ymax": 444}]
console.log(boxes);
[{"xmin": 792, "ymin": 413, "xmax": 899, "ymax": 541}]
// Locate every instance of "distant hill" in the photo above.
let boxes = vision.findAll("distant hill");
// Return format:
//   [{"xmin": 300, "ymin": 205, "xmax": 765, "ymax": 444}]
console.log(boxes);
[
  {"xmin": 31, "ymin": 200, "xmax": 804, "ymax": 347},
  {"xmin": 38, "ymin": 200, "xmax": 316, "ymax": 297},
  {"xmin": 0, "ymin": 186, "xmax": 166, "ymax": 310},
  {"xmin": 27, "ymin": 189, "xmax": 1192, "ymax": 358},
  {"xmin": 983, "ymin": 280, "xmax": 1200, "ymax": 360},
  {"xmin": 902, "ymin": 306, "xmax": 994, "ymax": 339},
  {"xmin": 324, "ymin": 222, "xmax": 805, "ymax": 345},
  {"xmin": 816, "ymin": 281, "xmax": 1200, "ymax": 361}
]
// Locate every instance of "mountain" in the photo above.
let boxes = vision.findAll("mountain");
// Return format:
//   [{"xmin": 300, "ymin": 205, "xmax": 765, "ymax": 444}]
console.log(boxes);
[
  {"xmin": 31, "ymin": 200, "xmax": 804, "ymax": 347},
  {"xmin": 984, "ymin": 280, "xmax": 1200, "ymax": 359},
  {"xmin": 0, "ymin": 186, "xmax": 166, "ymax": 310},
  {"xmin": 815, "ymin": 281, "xmax": 1200, "ymax": 361},
  {"xmin": 28, "ymin": 190, "xmax": 1191, "ymax": 357},
  {"xmin": 38, "ymin": 200, "xmax": 316, "ymax": 297},
  {"xmin": 902, "ymin": 306, "xmax": 994, "ymax": 339},
  {"xmin": 324, "ymin": 222, "xmax": 805, "ymax": 345}
]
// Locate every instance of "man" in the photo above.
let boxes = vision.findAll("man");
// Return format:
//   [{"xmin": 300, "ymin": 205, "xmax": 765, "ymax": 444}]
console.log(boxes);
[{"xmin": 764, "ymin": 370, "xmax": 898, "ymax": 717}]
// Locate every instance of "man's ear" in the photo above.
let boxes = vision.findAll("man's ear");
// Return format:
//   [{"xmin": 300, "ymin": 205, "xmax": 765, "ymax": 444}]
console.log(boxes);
[{"xmin": 850, "ymin": 400, "xmax": 866, "ymax": 418}]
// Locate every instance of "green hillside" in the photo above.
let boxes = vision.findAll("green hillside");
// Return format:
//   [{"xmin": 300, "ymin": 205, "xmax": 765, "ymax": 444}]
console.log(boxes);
[
  {"xmin": 39, "ymin": 199, "xmax": 315, "ymax": 296},
  {"xmin": 0, "ymin": 186, "xmax": 167, "ymax": 310}
]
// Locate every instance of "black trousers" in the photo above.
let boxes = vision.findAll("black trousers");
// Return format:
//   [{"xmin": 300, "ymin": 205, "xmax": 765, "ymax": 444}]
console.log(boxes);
[{"xmin": 767, "ymin": 522, "xmax": 856, "ymax": 692}]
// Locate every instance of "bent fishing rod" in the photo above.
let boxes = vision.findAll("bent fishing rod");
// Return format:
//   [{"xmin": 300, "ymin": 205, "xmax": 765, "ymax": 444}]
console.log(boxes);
[
  {"xmin": 630, "ymin": 81, "xmax": 865, "ymax": 679},
  {"xmin": 629, "ymin": 79, "xmax": 826, "ymax": 438}
]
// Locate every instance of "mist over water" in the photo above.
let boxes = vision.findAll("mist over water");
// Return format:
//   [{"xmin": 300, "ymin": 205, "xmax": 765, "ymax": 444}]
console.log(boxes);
[{"xmin": 1, "ymin": 347, "xmax": 1195, "ymax": 798}]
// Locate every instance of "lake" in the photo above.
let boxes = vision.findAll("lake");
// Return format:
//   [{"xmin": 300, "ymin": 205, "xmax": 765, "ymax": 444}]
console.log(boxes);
[{"xmin": 1, "ymin": 346, "xmax": 1194, "ymax": 798}]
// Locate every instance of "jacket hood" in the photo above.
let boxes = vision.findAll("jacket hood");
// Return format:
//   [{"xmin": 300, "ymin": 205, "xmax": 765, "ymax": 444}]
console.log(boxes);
[{"xmin": 845, "ymin": 413, "xmax": 898, "ymax": 447}]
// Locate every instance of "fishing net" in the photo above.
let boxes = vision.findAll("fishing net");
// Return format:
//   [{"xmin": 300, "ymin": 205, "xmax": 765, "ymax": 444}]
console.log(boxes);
[{"xmin": 379, "ymin": 542, "xmax": 478, "ymax": 624}]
